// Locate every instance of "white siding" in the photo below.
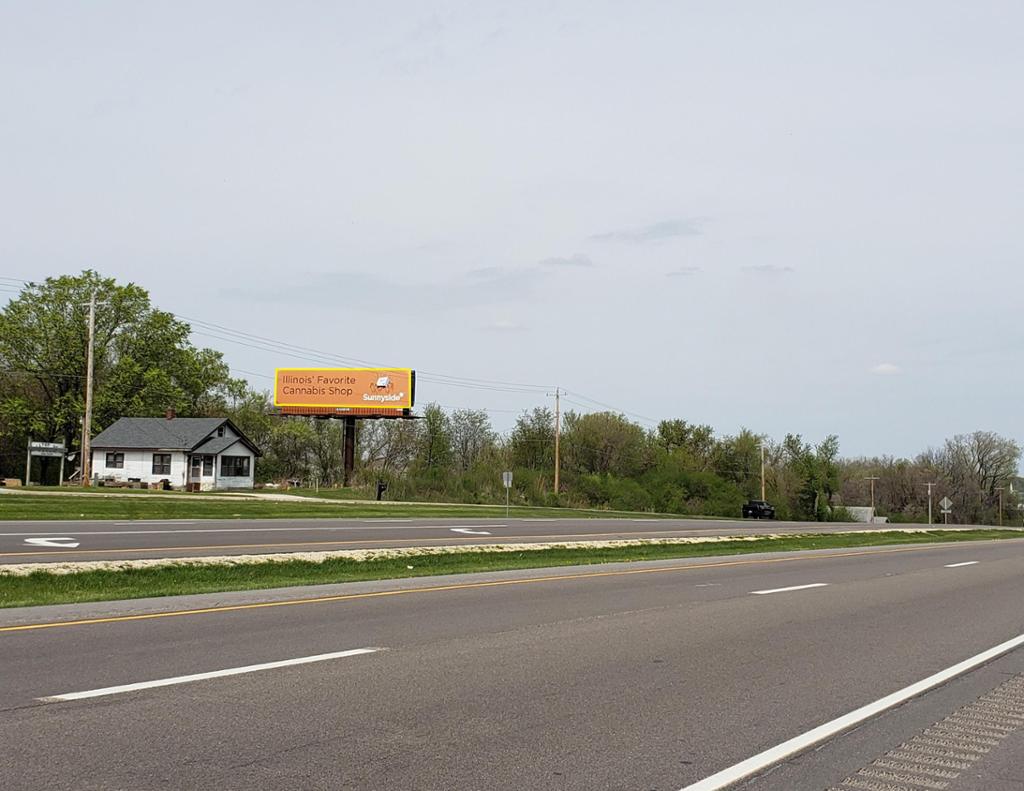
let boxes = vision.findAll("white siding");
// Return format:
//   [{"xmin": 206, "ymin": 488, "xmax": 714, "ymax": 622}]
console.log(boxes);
[
  {"xmin": 215, "ymin": 442, "xmax": 255, "ymax": 490},
  {"xmin": 91, "ymin": 449, "xmax": 188, "ymax": 488},
  {"xmin": 89, "ymin": 422, "xmax": 257, "ymax": 491}
]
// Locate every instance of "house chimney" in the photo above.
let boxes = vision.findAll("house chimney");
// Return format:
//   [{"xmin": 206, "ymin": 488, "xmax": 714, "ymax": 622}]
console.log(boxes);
[{"xmin": 165, "ymin": 408, "xmax": 176, "ymax": 420}]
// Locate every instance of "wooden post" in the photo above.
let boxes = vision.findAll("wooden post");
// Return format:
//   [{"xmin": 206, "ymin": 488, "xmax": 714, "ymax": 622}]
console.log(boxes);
[{"xmin": 81, "ymin": 291, "xmax": 97, "ymax": 486}]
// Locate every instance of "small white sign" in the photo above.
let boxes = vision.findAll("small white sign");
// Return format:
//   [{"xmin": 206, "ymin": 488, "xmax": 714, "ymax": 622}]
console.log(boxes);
[
  {"xmin": 502, "ymin": 471, "xmax": 513, "ymax": 489},
  {"xmin": 939, "ymin": 496, "xmax": 953, "ymax": 510},
  {"xmin": 29, "ymin": 441, "xmax": 66, "ymax": 451}
]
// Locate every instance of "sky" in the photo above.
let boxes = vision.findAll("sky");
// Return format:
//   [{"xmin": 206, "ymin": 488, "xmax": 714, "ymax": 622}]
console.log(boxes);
[{"xmin": 1, "ymin": 1, "xmax": 1021, "ymax": 458}]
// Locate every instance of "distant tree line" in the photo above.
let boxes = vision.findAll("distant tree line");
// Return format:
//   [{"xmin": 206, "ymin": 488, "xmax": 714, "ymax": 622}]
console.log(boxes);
[{"xmin": 2, "ymin": 273, "xmax": 1020, "ymax": 524}]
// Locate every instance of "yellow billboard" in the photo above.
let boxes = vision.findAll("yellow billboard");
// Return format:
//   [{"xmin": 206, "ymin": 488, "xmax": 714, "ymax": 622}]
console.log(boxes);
[{"xmin": 274, "ymin": 368, "xmax": 415, "ymax": 409}]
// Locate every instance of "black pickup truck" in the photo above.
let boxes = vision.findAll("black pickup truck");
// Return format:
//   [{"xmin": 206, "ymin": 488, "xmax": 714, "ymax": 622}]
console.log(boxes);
[{"xmin": 742, "ymin": 500, "xmax": 776, "ymax": 519}]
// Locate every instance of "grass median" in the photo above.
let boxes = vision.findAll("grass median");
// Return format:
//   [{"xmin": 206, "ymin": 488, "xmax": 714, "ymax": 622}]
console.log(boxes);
[
  {"xmin": 0, "ymin": 494, "xmax": 674, "ymax": 522},
  {"xmin": 1, "ymin": 529, "xmax": 1021, "ymax": 609}
]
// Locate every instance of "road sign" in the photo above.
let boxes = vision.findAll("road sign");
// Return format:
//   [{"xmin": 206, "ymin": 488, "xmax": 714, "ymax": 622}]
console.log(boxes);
[
  {"xmin": 939, "ymin": 496, "xmax": 953, "ymax": 510},
  {"xmin": 26, "ymin": 439, "xmax": 68, "ymax": 485},
  {"xmin": 28, "ymin": 441, "xmax": 66, "ymax": 458},
  {"xmin": 502, "ymin": 471, "xmax": 513, "ymax": 517}
]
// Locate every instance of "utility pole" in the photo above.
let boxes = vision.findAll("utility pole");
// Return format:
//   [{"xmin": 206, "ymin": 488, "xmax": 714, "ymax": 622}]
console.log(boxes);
[
  {"xmin": 548, "ymin": 387, "xmax": 561, "ymax": 494},
  {"xmin": 81, "ymin": 291, "xmax": 98, "ymax": 487},
  {"xmin": 924, "ymin": 482, "xmax": 935, "ymax": 525},
  {"xmin": 760, "ymin": 444, "xmax": 766, "ymax": 501},
  {"xmin": 865, "ymin": 476, "xmax": 880, "ymax": 511},
  {"xmin": 995, "ymin": 486, "xmax": 1005, "ymax": 527}
]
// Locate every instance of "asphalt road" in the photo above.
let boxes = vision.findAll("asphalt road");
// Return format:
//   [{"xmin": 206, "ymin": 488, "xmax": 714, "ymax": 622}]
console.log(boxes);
[
  {"xmin": 1, "ymin": 539, "xmax": 1023, "ymax": 789},
  {"xmin": 0, "ymin": 516, "xmax": 922, "ymax": 563}
]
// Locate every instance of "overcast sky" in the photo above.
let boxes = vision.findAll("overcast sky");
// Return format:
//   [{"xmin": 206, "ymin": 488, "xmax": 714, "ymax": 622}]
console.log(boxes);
[{"xmin": 1, "ymin": 1, "xmax": 1021, "ymax": 457}]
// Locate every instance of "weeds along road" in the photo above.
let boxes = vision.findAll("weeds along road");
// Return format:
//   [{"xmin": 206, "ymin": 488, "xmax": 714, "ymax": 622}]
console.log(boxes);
[
  {"xmin": 0, "ymin": 516, "xmax": 925, "ymax": 563},
  {"xmin": 1, "ymin": 540, "xmax": 1023, "ymax": 790}
]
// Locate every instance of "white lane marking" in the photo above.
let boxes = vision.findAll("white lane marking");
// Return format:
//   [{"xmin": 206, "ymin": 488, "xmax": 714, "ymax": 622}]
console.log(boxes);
[
  {"xmin": 2, "ymin": 524, "xmax": 509, "ymax": 537},
  {"xmin": 114, "ymin": 521, "xmax": 195, "ymax": 525},
  {"xmin": 945, "ymin": 561, "xmax": 979, "ymax": 568},
  {"xmin": 38, "ymin": 648, "xmax": 382, "ymax": 702},
  {"xmin": 23, "ymin": 537, "xmax": 80, "ymax": 548},
  {"xmin": 750, "ymin": 583, "xmax": 828, "ymax": 595},
  {"xmin": 677, "ymin": 631, "xmax": 1024, "ymax": 791},
  {"xmin": 450, "ymin": 528, "xmax": 492, "ymax": 535},
  {"xmin": 522, "ymin": 518, "xmax": 558, "ymax": 522}
]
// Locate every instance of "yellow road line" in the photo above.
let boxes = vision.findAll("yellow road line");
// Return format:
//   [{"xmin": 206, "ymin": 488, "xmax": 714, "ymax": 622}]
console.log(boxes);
[
  {"xmin": 0, "ymin": 542, "xmax": 990, "ymax": 634},
  {"xmin": 0, "ymin": 529, "xmax": 754, "ymax": 559}
]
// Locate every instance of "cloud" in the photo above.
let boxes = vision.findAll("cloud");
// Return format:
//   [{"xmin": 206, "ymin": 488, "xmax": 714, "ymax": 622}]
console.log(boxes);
[
  {"xmin": 539, "ymin": 253, "xmax": 594, "ymax": 268},
  {"xmin": 871, "ymin": 363, "xmax": 902, "ymax": 375},
  {"xmin": 591, "ymin": 218, "xmax": 703, "ymax": 243},
  {"xmin": 742, "ymin": 264, "xmax": 795, "ymax": 274},
  {"xmin": 666, "ymin": 266, "xmax": 701, "ymax": 277},
  {"xmin": 222, "ymin": 264, "xmax": 552, "ymax": 316},
  {"xmin": 482, "ymin": 319, "xmax": 528, "ymax": 332}
]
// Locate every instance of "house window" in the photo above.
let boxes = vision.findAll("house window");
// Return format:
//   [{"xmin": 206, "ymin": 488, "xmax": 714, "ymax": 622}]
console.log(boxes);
[
  {"xmin": 105, "ymin": 452, "xmax": 124, "ymax": 469},
  {"xmin": 203, "ymin": 455, "xmax": 213, "ymax": 476},
  {"xmin": 152, "ymin": 454, "xmax": 172, "ymax": 475},
  {"xmin": 220, "ymin": 455, "xmax": 250, "ymax": 477},
  {"xmin": 217, "ymin": 426, "xmax": 225, "ymax": 437}
]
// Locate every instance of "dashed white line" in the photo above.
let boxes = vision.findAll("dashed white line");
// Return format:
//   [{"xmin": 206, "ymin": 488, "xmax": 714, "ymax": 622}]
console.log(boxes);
[
  {"xmin": 678, "ymin": 632, "xmax": 1024, "ymax": 791},
  {"xmin": 38, "ymin": 648, "xmax": 383, "ymax": 702},
  {"xmin": 750, "ymin": 583, "xmax": 829, "ymax": 595},
  {"xmin": 945, "ymin": 561, "xmax": 979, "ymax": 568},
  {"xmin": 2, "ymin": 524, "xmax": 509, "ymax": 537}
]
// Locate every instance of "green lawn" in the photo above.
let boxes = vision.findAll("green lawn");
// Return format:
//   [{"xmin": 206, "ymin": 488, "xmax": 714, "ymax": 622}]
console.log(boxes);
[
  {"xmin": 0, "ymin": 494, "xmax": 676, "ymax": 521},
  {"xmin": 2, "ymin": 530, "xmax": 1020, "ymax": 608}
]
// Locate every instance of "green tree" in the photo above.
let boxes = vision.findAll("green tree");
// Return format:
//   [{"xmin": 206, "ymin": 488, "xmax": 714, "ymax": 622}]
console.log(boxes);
[
  {"xmin": 508, "ymin": 407, "xmax": 554, "ymax": 470},
  {"xmin": 0, "ymin": 271, "xmax": 244, "ymax": 479},
  {"xmin": 562, "ymin": 411, "xmax": 651, "ymax": 478},
  {"xmin": 415, "ymin": 403, "xmax": 453, "ymax": 472}
]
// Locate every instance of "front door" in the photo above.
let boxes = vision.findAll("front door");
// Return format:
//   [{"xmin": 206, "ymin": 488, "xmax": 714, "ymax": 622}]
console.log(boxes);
[{"xmin": 189, "ymin": 455, "xmax": 202, "ymax": 482}]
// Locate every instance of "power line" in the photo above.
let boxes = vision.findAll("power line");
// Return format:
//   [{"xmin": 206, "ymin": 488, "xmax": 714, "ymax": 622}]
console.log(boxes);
[
  {"xmin": 1, "ymin": 273, "xmax": 667, "ymax": 423},
  {"xmin": 177, "ymin": 313, "xmax": 552, "ymax": 393},
  {"xmin": 562, "ymin": 394, "xmax": 660, "ymax": 426}
]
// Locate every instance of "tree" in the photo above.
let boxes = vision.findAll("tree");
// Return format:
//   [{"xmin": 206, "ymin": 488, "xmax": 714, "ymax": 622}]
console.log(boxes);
[
  {"xmin": 655, "ymin": 419, "xmax": 716, "ymax": 469},
  {"xmin": 508, "ymin": 407, "xmax": 554, "ymax": 470},
  {"xmin": 0, "ymin": 271, "xmax": 243, "ymax": 479},
  {"xmin": 782, "ymin": 433, "xmax": 841, "ymax": 520},
  {"xmin": 562, "ymin": 411, "xmax": 650, "ymax": 478},
  {"xmin": 360, "ymin": 418, "xmax": 421, "ymax": 475},
  {"xmin": 938, "ymin": 431, "xmax": 1021, "ymax": 523},
  {"xmin": 450, "ymin": 409, "xmax": 496, "ymax": 472},
  {"xmin": 415, "ymin": 403, "xmax": 453, "ymax": 472}
]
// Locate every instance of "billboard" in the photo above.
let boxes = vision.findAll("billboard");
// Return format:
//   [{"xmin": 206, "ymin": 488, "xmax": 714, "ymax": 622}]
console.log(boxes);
[{"xmin": 274, "ymin": 368, "xmax": 415, "ymax": 410}]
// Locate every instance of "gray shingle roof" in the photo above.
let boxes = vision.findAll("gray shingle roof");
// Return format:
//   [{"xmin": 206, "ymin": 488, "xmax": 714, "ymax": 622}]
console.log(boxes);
[
  {"xmin": 192, "ymin": 435, "xmax": 243, "ymax": 455},
  {"xmin": 91, "ymin": 418, "xmax": 229, "ymax": 451}
]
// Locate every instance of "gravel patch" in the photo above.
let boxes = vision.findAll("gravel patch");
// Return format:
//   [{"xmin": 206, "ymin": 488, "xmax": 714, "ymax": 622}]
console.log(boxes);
[{"xmin": 0, "ymin": 534, "xmax": 789, "ymax": 576}]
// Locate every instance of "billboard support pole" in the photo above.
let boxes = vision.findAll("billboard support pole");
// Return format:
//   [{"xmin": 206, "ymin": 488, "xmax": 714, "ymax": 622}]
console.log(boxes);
[{"xmin": 343, "ymin": 416, "xmax": 357, "ymax": 488}]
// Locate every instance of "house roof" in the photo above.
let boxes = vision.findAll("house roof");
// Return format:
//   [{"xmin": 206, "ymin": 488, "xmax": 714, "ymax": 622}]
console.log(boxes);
[
  {"xmin": 91, "ymin": 418, "xmax": 262, "ymax": 456},
  {"xmin": 192, "ymin": 435, "xmax": 243, "ymax": 455}
]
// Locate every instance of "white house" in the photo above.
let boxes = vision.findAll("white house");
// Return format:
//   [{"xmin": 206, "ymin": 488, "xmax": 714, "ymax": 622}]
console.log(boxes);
[{"xmin": 89, "ymin": 415, "xmax": 262, "ymax": 490}]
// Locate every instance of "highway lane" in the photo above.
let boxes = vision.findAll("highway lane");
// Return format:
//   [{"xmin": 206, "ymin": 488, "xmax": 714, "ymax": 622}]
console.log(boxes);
[
  {"xmin": 0, "ymin": 516, "xmax": 918, "ymax": 563},
  {"xmin": 1, "ymin": 540, "xmax": 1023, "ymax": 789}
]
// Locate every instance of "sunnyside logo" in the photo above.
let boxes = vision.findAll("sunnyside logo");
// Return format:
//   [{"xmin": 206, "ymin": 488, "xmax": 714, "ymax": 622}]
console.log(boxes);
[{"xmin": 363, "ymin": 391, "xmax": 406, "ymax": 403}]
